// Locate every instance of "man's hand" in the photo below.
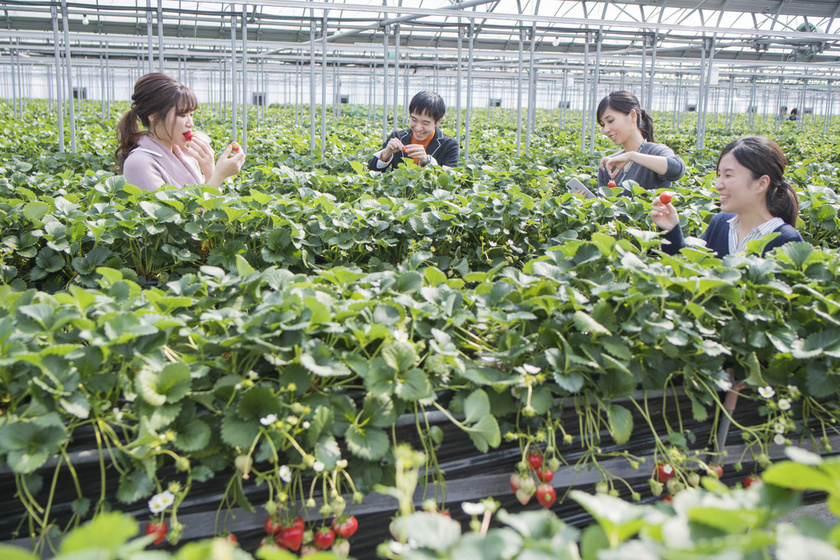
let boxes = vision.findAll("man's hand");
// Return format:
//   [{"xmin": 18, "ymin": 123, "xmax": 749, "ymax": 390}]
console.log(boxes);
[
  {"xmin": 403, "ymin": 144, "xmax": 430, "ymax": 166},
  {"xmin": 380, "ymin": 137, "xmax": 406, "ymax": 162}
]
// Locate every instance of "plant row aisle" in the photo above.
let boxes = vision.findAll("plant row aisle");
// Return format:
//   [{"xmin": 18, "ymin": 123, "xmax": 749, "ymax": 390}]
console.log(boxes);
[{"xmin": 2, "ymin": 103, "xmax": 840, "ymax": 558}]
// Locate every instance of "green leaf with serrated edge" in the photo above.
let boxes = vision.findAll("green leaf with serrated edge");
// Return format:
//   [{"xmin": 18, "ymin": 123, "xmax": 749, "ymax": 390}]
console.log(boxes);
[
  {"xmin": 467, "ymin": 414, "xmax": 501, "ymax": 452},
  {"xmin": 573, "ymin": 310, "xmax": 611, "ymax": 335},
  {"xmin": 220, "ymin": 414, "xmax": 260, "ymax": 449},
  {"xmin": 381, "ymin": 341, "xmax": 417, "ymax": 372},
  {"xmin": 300, "ymin": 340, "xmax": 351, "ymax": 377},
  {"xmin": 344, "ymin": 424, "xmax": 389, "ymax": 461},
  {"xmin": 395, "ymin": 368, "xmax": 433, "ymax": 401},
  {"xmin": 762, "ymin": 463, "xmax": 835, "ymax": 492},
  {"xmin": 463, "ymin": 389, "xmax": 491, "ymax": 424},
  {"xmin": 314, "ymin": 436, "xmax": 341, "ymax": 470},
  {"xmin": 174, "ymin": 419, "xmax": 211, "ymax": 452},
  {"xmin": 116, "ymin": 470, "xmax": 154, "ymax": 504},
  {"xmin": 59, "ymin": 512, "xmax": 139, "ymax": 554},
  {"xmin": 390, "ymin": 512, "xmax": 462, "ymax": 552},
  {"xmin": 362, "ymin": 394, "xmax": 397, "ymax": 428},
  {"xmin": 607, "ymin": 404, "xmax": 633, "ymax": 445},
  {"xmin": 71, "ymin": 497, "xmax": 91, "ymax": 518}
]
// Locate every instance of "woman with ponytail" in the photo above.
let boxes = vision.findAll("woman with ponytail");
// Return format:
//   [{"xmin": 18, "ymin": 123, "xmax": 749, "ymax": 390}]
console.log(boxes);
[
  {"xmin": 115, "ymin": 73, "xmax": 244, "ymax": 191},
  {"xmin": 596, "ymin": 91, "xmax": 685, "ymax": 191},
  {"xmin": 651, "ymin": 136, "xmax": 803, "ymax": 257}
]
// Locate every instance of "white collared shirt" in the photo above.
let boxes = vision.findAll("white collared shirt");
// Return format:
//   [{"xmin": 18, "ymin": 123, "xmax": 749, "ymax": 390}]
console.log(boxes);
[{"xmin": 728, "ymin": 215, "xmax": 785, "ymax": 254}]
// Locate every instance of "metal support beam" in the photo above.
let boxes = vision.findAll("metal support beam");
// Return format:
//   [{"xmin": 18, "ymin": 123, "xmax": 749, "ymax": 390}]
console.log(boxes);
[
  {"xmin": 242, "ymin": 4, "xmax": 248, "ymax": 153},
  {"xmin": 51, "ymin": 4, "xmax": 65, "ymax": 153},
  {"xmin": 60, "ymin": 0, "xmax": 77, "ymax": 153}
]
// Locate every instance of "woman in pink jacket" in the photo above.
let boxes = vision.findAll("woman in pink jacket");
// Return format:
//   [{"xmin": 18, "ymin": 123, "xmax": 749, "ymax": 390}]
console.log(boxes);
[{"xmin": 115, "ymin": 73, "xmax": 245, "ymax": 190}]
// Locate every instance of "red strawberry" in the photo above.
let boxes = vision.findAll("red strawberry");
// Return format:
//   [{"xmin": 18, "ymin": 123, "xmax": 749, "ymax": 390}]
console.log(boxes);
[
  {"xmin": 707, "ymin": 464, "xmax": 724, "ymax": 479},
  {"xmin": 264, "ymin": 517, "xmax": 282, "ymax": 535},
  {"xmin": 226, "ymin": 533, "xmax": 237, "ymax": 544},
  {"xmin": 314, "ymin": 527, "xmax": 336, "ymax": 550},
  {"xmin": 279, "ymin": 523, "xmax": 304, "ymax": 551},
  {"xmin": 656, "ymin": 463, "xmax": 674, "ymax": 482},
  {"xmin": 231, "ymin": 141, "xmax": 241, "ymax": 154},
  {"xmin": 744, "ymin": 475, "xmax": 762, "ymax": 488},
  {"xmin": 608, "ymin": 180, "xmax": 617, "ymax": 189},
  {"xmin": 146, "ymin": 521, "xmax": 168, "ymax": 545},
  {"xmin": 662, "ymin": 495, "xmax": 673, "ymax": 504},
  {"xmin": 659, "ymin": 192, "xmax": 672, "ymax": 205},
  {"xmin": 332, "ymin": 515, "xmax": 358, "ymax": 538},
  {"xmin": 536, "ymin": 467, "xmax": 554, "ymax": 483},
  {"xmin": 536, "ymin": 483, "xmax": 556, "ymax": 508},
  {"xmin": 184, "ymin": 130, "xmax": 193, "ymax": 141},
  {"xmin": 527, "ymin": 452, "xmax": 543, "ymax": 471}
]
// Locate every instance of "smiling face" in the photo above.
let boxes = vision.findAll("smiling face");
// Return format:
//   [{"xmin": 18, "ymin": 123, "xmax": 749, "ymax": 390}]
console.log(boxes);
[
  {"xmin": 599, "ymin": 108, "xmax": 637, "ymax": 146},
  {"xmin": 409, "ymin": 110, "xmax": 442, "ymax": 142},
  {"xmin": 715, "ymin": 152, "xmax": 769, "ymax": 214}
]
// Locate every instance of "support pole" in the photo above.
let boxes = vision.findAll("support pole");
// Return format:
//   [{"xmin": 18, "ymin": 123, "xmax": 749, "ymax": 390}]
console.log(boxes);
[
  {"xmin": 51, "ymin": 5, "xmax": 65, "ymax": 153},
  {"xmin": 382, "ymin": 25, "xmax": 389, "ymax": 139},
  {"xmin": 146, "ymin": 0, "xmax": 154, "ymax": 73},
  {"xmin": 456, "ymin": 20, "xmax": 463, "ymax": 149},
  {"xmin": 231, "ymin": 9, "xmax": 238, "ymax": 143},
  {"xmin": 242, "ymin": 4, "xmax": 248, "ymax": 153},
  {"xmin": 393, "ymin": 23, "xmax": 400, "ymax": 131},
  {"xmin": 590, "ymin": 29, "xmax": 602, "ymax": 152},
  {"xmin": 465, "ymin": 17, "xmax": 475, "ymax": 159},
  {"xmin": 157, "ymin": 0, "xmax": 164, "ymax": 72},
  {"xmin": 581, "ymin": 31, "xmax": 589, "ymax": 153},
  {"xmin": 696, "ymin": 37, "xmax": 707, "ymax": 150},
  {"xmin": 61, "ymin": 0, "xmax": 77, "ymax": 153},
  {"xmin": 516, "ymin": 25, "xmax": 524, "ymax": 155},
  {"xmin": 310, "ymin": 17, "xmax": 317, "ymax": 153},
  {"xmin": 321, "ymin": 11, "xmax": 328, "ymax": 152}
]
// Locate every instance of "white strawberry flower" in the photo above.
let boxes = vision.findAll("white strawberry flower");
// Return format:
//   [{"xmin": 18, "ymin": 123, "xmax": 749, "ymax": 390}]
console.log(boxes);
[
  {"xmin": 774, "ymin": 434, "xmax": 786, "ymax": 445},
  {"xmin": 148, "ymin": 490, "xmax": 175, "ymax": 514},
  {"xmin": 278, "ymin": 465, "xmax": 292, "ymax": 483},
  {"xmin": 758, "ymin": 386, "xmax": 775, "ymax": 399},
  {"xmin": 394, "ymin": 330, "xmax": 409, "ymax": 343},
  {"xmin": 260, "ymin": 414, "xmax": 278, "ymax": 426},
  {"xmin": 313, "ymin": 461, "xmax": 325, "ymax": 473},
  {"xmin": 778, "ymin": 399, "xmax": 791, "ymax": 411}
]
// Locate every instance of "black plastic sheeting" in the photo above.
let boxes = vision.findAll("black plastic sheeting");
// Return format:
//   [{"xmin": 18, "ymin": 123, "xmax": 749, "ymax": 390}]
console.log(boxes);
[{"xmin": 1, "ymin": 393, "xmax": 835, "ymax": 559}]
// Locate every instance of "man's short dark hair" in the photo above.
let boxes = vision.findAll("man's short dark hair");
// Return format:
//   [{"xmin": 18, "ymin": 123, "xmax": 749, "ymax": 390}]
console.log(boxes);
[{"xmin": 409, "ymin": 91, "xmax": 445, "ymax": 122}]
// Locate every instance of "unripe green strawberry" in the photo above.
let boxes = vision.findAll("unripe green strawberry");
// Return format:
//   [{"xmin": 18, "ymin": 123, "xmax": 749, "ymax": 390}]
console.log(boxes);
[{"xmin": 649, "ymin": 478, "xmax": 663, "ymax": 497}]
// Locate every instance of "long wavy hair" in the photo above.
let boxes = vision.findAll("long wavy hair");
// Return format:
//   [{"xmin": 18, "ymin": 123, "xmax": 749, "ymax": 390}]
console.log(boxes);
[{"xmin": 115, "ymin": 73, "xmax": 197, "ymax": 172}]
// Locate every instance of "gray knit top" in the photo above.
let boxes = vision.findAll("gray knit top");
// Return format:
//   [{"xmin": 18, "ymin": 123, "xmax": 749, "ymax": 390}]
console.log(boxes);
[{"xmin": 597, "ymin": 141, "xmax": 686, "ymax": 191}]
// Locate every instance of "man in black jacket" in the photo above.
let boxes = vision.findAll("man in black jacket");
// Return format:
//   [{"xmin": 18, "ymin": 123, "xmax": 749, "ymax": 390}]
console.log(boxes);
[{"xmin": 368, "ymin": 91, "xmax": 460, "ymax": 171}]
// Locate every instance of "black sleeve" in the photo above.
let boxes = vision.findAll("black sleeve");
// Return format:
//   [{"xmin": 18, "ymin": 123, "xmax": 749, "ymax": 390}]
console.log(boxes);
[
  {"xmin": 368, "ymin": 131, "xmax": 400, "ymax": 172},
  {"xmin": 435, "ymin": 137, "xmax": 460, "ymax": 168}
]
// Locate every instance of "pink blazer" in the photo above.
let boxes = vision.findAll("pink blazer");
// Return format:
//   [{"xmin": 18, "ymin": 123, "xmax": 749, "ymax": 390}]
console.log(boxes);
[{"xmin": 123, "ymin": 135, "xmax": 203, "ymax": 191}]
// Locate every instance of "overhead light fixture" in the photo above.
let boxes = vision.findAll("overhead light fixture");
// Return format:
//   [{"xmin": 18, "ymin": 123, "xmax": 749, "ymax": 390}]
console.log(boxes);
[
  {"xmin": 552, "ymin": 37, "xmax": 561, "ymax": 47},
  {"xmin": 82, "ymin": 15, "xmax": 90, "ymax": 25}
]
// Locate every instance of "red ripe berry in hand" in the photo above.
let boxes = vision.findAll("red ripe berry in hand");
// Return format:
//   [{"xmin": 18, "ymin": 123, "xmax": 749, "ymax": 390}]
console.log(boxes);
[
  {"xmin": 231, "ymin": 141, "xmax": 241, "ymax": 154},
  {"xmin": 659, "ymin": 192, "xmax": 672, "ymax": 205},
  {"xmin": 656, "ymin": 463, "xmax": 674, "ymax": 482},
  {"xmin": 536, "ymin": 467, "xmax": 554, "ymax": 483},
  {"xmin": 146, "ymin": 521, "xmax": 168, "ymax": 545},
  {"xmin": 744, "ymin": 475, "xmax": 762, "ymax": 488},
  {"xmin": 536, "ymin": 484, "xmax": 557, "ymax": 508},
  {"xmin": 314, "ymin": 527, "xmax": 336, "ymax": 550},
  {"xmin": 608, "ymin": 180, "xmax": 617, "ymax": 189},
  {"xmin": 527, "ymin": 452, "xmax": 543, "ymax": 471},
  {"xmin": 332, "ymin": 515, "xmax": 359, "ymax": 538},
  {"xmin": 184, "ymin": 130, "xmax": 193, "ymax": 141},
  {"xmin": 265, "ymin": 517, "xmax": 282, "ymax": 535},
  {"xmin": 279, "ymin": 523, "xmax": 304, "ymax": 551}
]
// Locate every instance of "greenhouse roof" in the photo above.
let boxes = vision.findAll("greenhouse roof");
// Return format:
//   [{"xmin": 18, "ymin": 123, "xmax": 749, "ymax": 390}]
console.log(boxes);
[{"xmin": 3, "ymin": 1, "xmax": 840, "ymax": 82}]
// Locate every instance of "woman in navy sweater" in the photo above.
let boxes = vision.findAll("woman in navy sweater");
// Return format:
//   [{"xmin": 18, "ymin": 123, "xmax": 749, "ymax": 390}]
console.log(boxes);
[{"xmin": 651, "ymin": 136, "xmax": 803, "ymax": 257}]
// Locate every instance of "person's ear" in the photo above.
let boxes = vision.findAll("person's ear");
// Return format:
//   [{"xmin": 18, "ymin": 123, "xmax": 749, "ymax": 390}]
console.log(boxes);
[
  {"xmin": 435, "ymin": 118, "xmax": 443, "ymax": 128},
  {"xmin": 755, "ymin": 174, "xmax": 771, "ymax": 193}
]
